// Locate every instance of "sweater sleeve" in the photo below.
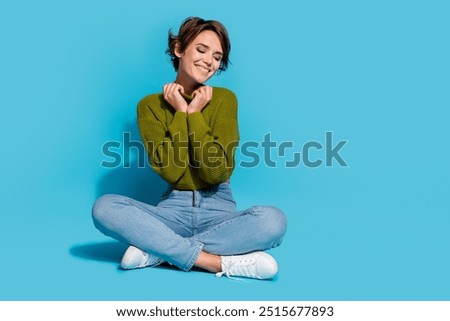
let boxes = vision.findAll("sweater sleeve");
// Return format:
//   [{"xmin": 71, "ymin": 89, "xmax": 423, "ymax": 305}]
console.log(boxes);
[
  {"xmin": 187, "ymin": 90, "xmax": 239, "ymax": 184},
  {"xmin": 137, "ymin": 100, "xmax": 189, "ymax": 184}
]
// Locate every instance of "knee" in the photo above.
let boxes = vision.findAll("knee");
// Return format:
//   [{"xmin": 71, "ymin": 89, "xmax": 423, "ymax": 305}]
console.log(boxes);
[
  {"xmin": 253, "ymin": 206, "xmax": 287, "ymax": 241},
  {"xmin": 91, "ymin": 194, "xmax": 126, "ymax": 227}
]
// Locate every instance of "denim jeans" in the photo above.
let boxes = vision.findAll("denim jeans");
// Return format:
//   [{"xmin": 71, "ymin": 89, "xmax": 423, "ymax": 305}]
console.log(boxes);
[{"xmin": 92, "ymin": 182, "xmax": 287, "ymax": 271}]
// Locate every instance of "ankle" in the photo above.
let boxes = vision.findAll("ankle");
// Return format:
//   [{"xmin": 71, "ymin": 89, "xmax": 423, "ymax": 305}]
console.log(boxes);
[{"xmin": 194, "ymin": 251, "xmax": 222, "ymax": 273}]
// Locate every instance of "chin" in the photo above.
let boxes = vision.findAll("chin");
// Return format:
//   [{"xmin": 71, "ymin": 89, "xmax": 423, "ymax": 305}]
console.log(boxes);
[
  {"xmin": 195, "ymin": 71, "xmax": 212, "ymax": 81},
  {"xmin": 199, "ymin": 76, "xmax": 212, "ymax": 83}
]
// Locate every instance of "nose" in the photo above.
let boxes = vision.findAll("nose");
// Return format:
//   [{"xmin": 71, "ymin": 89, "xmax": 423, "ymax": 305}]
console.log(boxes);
[{"xmin": 203, "ymin": 54, "xmax": 212, "ymax": 66}]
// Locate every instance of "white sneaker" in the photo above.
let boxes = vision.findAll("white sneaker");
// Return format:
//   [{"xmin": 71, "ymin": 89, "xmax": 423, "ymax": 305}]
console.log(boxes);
[
  {"xmin": 216, "ymin": 251, "xmax": 278, "ymax": 280},
  {"xmin": 120, "ymin": 245, "xmax": 165, "ymax": 270}
]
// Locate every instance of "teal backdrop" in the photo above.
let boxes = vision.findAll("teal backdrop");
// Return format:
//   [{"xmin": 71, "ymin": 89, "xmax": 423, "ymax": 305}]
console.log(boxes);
[{"xmin": 1, "ymin": 0, "xmax": 449, "ymax": 300}]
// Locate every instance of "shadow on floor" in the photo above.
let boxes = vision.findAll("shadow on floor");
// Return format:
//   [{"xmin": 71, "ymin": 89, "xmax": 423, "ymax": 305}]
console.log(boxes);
[
  {"xmin": 69, "ymin": 241, "xmax": 182, "ymax": 273},
  {"xmin": 70, "ymin": 241, "xmax": 128, "ymax": 263}
]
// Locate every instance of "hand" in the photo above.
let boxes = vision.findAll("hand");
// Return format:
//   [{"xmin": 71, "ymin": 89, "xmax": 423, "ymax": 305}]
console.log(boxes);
[
  {"xmin": 163, "ymin": 83, "xmax": 188, "ymax": 113},
  {"xmin": 188, "ymin": 86, "xmax": 212, "ymax": 114}
]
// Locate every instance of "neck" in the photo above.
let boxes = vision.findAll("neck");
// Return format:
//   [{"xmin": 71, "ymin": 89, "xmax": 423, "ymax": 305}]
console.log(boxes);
[{"xmin": 174, "ymin": 73, "xmax": 202, "ymax": 96}]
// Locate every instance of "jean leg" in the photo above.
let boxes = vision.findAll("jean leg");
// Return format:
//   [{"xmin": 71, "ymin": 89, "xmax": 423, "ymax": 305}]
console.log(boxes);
[
  {"xmin": 191, "ymin": 205, "xmax": 287, "ymax": 255},
  {"xmin": 92, "ymin": 194, "xmax": 203, "ymax": 271}
]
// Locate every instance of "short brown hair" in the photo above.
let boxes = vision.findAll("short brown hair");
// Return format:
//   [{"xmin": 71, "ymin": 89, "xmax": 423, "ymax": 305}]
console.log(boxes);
[{"xmin": 166, "ymin": 17, "xmax": 231, "ymax": 72}]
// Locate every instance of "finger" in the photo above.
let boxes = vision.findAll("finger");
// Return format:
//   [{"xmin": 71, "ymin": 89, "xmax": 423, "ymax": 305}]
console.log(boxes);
[
  {"xmin": 167, "ymin": 83, "xmax": 177, "ymax": 98},
  {"xmin": 175, "ymin": 84, "xmax": 185, "ymax": 95},
  {"xmin": 197, "ymin": 86, "xmax": 207, "ymax": 96},
  {"xmin": 196, "ymin": 86, "xmax": 209, "ymax": 100},
  {"xmin": 163, "ymin": 84, "xmax": 169, "ymax": 100},
  {"xmin": 170, "ymin": 83, "xmax": 182, "ymax": 97},
  {"xmin": 205, "ymin": 86, "xmax": 212, "ymax": 99},
  {"xmin": 167, "ymin": 84, "xmax": 179, "ymax": 103}
]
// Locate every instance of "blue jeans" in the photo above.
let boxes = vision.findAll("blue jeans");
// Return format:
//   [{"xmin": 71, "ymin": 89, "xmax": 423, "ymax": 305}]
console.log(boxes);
[{"xmin": 92, "ymin": 183, "xmax": 287, "ymax": 271}]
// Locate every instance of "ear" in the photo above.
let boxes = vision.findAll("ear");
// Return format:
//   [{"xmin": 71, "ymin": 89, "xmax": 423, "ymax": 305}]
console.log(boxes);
[{"xmin": 174, "ymin": 42, "xmax": 183, "ymax": 58}]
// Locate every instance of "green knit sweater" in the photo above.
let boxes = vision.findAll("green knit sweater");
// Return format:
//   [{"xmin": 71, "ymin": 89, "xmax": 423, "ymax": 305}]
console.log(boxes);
[{"xmin": 137, "ymin": 87, "xmax": 239, "ymax": 190}]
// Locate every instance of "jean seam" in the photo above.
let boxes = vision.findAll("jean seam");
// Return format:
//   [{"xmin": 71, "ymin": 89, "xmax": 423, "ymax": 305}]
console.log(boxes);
[
  {"xmin": 183, "ymin": 241, "xmax": 204, "ymax": 271},
  {"xmin": 210, "ymin": 194, "xmax": 236, "ymax": 206},
  {"xmin": 191, "ymin": 207, "xmax": 255, "ymax": 242},
  {"xmin": 126, "ymin": 197, "xmax": 183, "ymax": 226}
]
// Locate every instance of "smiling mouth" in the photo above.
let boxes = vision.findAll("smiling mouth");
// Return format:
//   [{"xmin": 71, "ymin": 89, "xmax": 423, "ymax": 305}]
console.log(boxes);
[{"xmin": 195, "ymin": 64, "xmax": 211, "ymax": 74}]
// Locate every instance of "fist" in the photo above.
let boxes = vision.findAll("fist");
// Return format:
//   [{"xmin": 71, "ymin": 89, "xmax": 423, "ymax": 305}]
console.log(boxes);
[
  {"xmin": 188, "ymin": 86, "xmax": 212, "ymax": 114},
  {"xmin": 163, "ymin": 83, "xmax": 188, "ymax": 113}
]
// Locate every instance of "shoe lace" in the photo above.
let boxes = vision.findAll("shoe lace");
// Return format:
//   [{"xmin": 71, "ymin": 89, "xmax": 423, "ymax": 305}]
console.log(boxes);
[
  {"xmin": 215, "ymin": 260, "xmax": 253, "ymax": 282},
  {"xmin": 143, "ymin": 254, "xmax": 165, "ymax": 268}
]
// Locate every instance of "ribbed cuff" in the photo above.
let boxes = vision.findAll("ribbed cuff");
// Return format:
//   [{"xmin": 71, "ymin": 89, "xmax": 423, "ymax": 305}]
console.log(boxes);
[
  {"xmin": 187, "ymin": 112, "xmax": 208, "ymax": 135},
  {"xmin": 168, "ymin": 111, "xmax": 187, "ymax": 132}
]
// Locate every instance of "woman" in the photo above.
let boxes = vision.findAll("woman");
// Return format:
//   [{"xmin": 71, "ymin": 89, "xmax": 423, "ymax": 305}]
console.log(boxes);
[{"xmin": 92, "ymin": 17, "xmax": 287, "ymax": 279}]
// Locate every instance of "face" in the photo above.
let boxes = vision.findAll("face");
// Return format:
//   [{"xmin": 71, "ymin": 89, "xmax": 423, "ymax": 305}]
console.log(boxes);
[{"xmin": 175, "ymin": 30, "xmax": 223, "ymax": 85}]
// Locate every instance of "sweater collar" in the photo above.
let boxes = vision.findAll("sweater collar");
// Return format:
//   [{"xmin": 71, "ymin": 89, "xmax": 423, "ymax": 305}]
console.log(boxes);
[{"xmin": 181, "ymin": 92, "xmax": 193, "ymax": 101}]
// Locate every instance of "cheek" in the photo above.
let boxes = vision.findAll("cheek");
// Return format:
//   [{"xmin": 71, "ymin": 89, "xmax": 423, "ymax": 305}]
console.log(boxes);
[
  {"xmin": 190, "ymin": 51, "xmax": 203, "ymax": 62},
  {"xmin": 212, "ymin": 60, "xmax": 221, "ymax": 71}
]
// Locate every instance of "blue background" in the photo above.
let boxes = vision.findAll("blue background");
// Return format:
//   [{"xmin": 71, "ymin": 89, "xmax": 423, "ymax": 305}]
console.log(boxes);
[{"xmin": 1, "ymin": 0, "xmax": 449, "ymax": 300}]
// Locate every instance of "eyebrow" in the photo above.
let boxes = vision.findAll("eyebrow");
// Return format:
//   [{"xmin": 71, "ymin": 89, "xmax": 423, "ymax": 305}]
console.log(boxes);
[{"xmin": 196, "ymin": 42, "xmax": 223, "ymax": 56}]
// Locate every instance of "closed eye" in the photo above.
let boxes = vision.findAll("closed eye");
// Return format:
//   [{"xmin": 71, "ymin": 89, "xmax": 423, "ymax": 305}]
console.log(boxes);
[{"xmin": 196, "ymin": 43, "xmax": 223, "ymax": 60}]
